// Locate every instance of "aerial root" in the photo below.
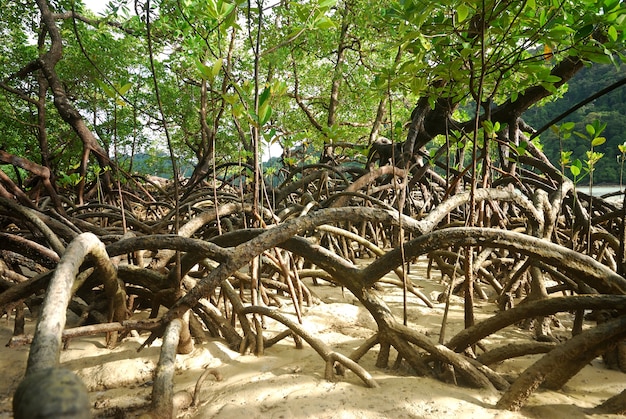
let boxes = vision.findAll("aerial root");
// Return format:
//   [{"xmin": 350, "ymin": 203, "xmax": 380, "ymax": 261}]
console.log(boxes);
[
  {"xmin": 594, "ymin": 388, "xmax": 626, "ymax": 415},
  {"xmin": 191, "ymin": 368, "xmax": 223, "ymax": 407},
  {"xmin": 475, "ymin": 342, "xmax": 557, "ymax": 366},
  {"xmin": 149, "ymin": 318, "xmax": 183, "ymax": 418},
  {"xmin": 389, "ymin": 322, "xmax": 495, "ymax": 389},
  {"xmin": 496, "ymin": 314, "xmax": 626, "ymax": 411},
  {"xmin": 241, "ymin": 305, "xmax": 379, "ymax": 388},
  {"xmin": 349, "ymin": 333, "xmax": 380, "ymax": 362}
]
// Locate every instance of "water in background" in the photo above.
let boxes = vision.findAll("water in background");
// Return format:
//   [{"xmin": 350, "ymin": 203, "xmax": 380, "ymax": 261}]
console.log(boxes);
[
  {"xmin": 586, "ymin": 185, "xmax": 623, "ymax": 197},
  {"xmin": 582, "ymin": 185, "xmax": 623, "ymax": 206}
]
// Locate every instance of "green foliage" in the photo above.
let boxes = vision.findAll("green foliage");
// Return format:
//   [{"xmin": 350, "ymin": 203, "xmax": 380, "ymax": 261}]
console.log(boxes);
[
  {"xmin": 58, "ymin": 171, "xmax": 82, "ymax": 188},
  {"xmin": 0, "ymin": 0, "xmax": 625, "ymax": 185},
  {"xmin": 526, "ymin": 64, "xmax": 626, "ymax": 184},
  {"xmin": 554, "ymin": 118, "xmax": 607, "ymax": 186}
]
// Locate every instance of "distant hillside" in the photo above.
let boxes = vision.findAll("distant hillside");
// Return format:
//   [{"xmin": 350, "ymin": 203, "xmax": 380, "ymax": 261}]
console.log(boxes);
[
  {"xmin": 124, "ymin": 152, "xmax": 194, "ymax": 178},
  {"xmin": 524, "ymin": 63, "xmax": 626, "ymax": 184}
]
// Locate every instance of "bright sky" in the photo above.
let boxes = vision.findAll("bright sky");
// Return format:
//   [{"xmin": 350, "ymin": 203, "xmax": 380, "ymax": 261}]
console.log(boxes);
[{"xmin": 82, "ymin": 0, "xmax": 109, "ymax": 15}]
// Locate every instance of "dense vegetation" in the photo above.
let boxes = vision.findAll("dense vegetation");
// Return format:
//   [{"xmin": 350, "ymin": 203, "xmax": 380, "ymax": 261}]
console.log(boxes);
[
  {"xmin": 1, "ymin": 0, "xmax": 626, "ymax": 418},
  {"xmin": 525, "ymin": 63, "xmax": 626, "ymax": 185}
]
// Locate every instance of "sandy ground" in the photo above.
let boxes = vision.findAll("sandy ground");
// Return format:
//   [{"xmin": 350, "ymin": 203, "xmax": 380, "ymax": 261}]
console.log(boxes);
[{"xmin": 0, "ymin": 259, "xmax": 624, "ymax": 418}]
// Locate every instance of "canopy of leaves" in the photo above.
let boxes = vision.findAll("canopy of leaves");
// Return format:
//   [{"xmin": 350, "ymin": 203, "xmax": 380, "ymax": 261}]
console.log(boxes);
[{"xmin": 1, "ymin": 1, "xmax": 626, "ymax": 417}]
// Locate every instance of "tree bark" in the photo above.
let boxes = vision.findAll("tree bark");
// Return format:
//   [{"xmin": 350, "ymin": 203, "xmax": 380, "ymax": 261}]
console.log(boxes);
[
  {"xmin": 150, "ymin": 318, "xmax": 183, "ymax": 418},
  {"xmin": 404, "ymin": 55, "xmax": 584, "ymax": 158},
  {"xmin": 496, "ymin": 315, "xmax": 626, "ymax": 411},
  {"xmin": 26, "ymin": 233, "xmax": 125, "ymax": 375},
  {"xmin": 35, "ymin": 0, "xmax": 113, "ymax": 202},
  {"xmin": 447, "ymin": 295, "xmax": 626, "ymax": 354},
  {"xmin": 0, "ymin": 150, "xmax": 62, "ymax": 210}
]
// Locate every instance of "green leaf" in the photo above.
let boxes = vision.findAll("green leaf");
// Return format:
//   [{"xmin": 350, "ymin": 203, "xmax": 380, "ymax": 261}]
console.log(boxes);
[
  {"xmin": 574, "ymin": 24, "xmax": 594, "ymax": 41},
  {"xmin": 232, "ymin": 103, "xmax": 245, "ymax": 118},
  {"xmin": 259, "ymin": 106, "xmax": 272, "ymax": 125},
  {"xmin": 222, "ymin": 93, "xmax": 238, "ymax": 105},
  {"xmin": 586, "ymin": 150, "xmax": 604, "ymax": 165},
  {"xmin": 286, "ymin": 26, "xmax": 305, "ymax": 40},
  {"xmin": 570, "ymin": 160, "xmax": 582, "ymax": 176},
  {"xmin": 608, "ymin": 25, "xmax": 619, "ymax": 41},
  {"xmin": 259, "ymin": 86, "xmax": 271, "ymax": 107},
  {"xmin": 97, "ymin": 80, "xmax": 116, "ymax": 99},
  {"xmin": 457, "ymin": 4, "xmax": 470, "ymax": 23},
  {"xmin": 591, "ymin": 136, "xmax": 606, "ymax": 147},
  {"xmin": 318, "ymin": 0, "xmax": 337, "ymax": 8},
  {"xmin": 540, "ymin": 82, "xmax": 557, "ymax": 93},
  {"xmin": 315, "ymin": 16, "xmax": 336, "ymax": 30},
  {"xmin": 544, "ymin": 74, "xmax": 562, "ymax": 83},
  {"xmin": 549, "ymin": 25, "xmax": 574, "ymax": 38},
  {"xmin": 195, "ymin": 60, "xmax": 213, "ymax": 80},
  {"xmin": 212, "ymin": 60, "xmax": 223, "ymax": 79},
  {"xmin": 219, "ymin": 1, "xmax": 236, "ymax": 18},
  {"xmin": 271, "ymin": 80, "xmax": 288, "ymax": 97},
  {"xmin": 604, "ymin": 0, "xmax": 620, "ymax": 12},
  {"xmin": 586, "ymin": 124, "xmax": 595, "ymax": 136},
  {"xmin": 117, "ymin": 82, "xmax": 132, "ymax": 96},
  {"xmin": 592, "ymin": 120, "xmax": 607, "ymax": 136},
  {"xmin": 562, "ymin": 122, "xmax": 576, "ymax": 131},
  {"xmin": 410, "ymin": 77, "xmax": 426, "ymax": 95}
]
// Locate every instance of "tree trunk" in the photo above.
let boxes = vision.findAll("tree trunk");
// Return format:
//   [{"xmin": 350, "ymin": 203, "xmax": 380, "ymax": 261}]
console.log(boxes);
[{"xmin": 35, "ymin": 0, "xmax": 113, "ymax": 202}]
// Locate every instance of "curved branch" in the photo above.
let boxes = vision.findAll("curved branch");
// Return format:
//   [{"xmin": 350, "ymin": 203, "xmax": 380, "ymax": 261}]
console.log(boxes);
[
  {"xmin": 476, "ymin": 342, "xmax": 557, "ymax": 365},
  {"xmin": 496, "ymin": 314, "xmax": 626, "ymax": 411},
  {"xmin": 0, "ymin": 232, "xmax": 60, "ymax": 269},
  {"xmin": 106, "ymin": 234, "xmax": 231, "ymax": 263},
  {"xmin": 317, "ymin": 224, "xmax": 433, "ymax": 307},
  {"xmin": 417, "ymin": 188, "xmax": 543, "ymax": 234},
  {"xmin": 241, "ymin": 305, "xmax": 379, "ymax": 388},
  {"xmin": 446, "ymin": 295, "xmax": 626, "ymax": 353},
  {"xmin": 26, "ymin": 232, "xmax": 123, "ymax": 375},
  {"xmin": 363, "ymin": 227, "xmax": 626, "ymax": 294},
  {"xmin": 390, "ymin": 322, "xmax": 494, "ymax": 389},
  {"xmin": 0, "ymin": 197, "xmax": 65, "ymax": 256},
  {"xmin": 150, "ymin": 318, "xmax": 183, "ymax": 418},
  {"xmin": 330, "ymin": 166, "xmax": 407, "ymax": 208}
]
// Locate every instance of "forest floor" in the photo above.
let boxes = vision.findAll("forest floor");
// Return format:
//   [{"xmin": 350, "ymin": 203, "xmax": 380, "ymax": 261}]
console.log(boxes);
[{"xmin": 0, "ymin": 259, "xmax": 624, "ymax": 418}]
